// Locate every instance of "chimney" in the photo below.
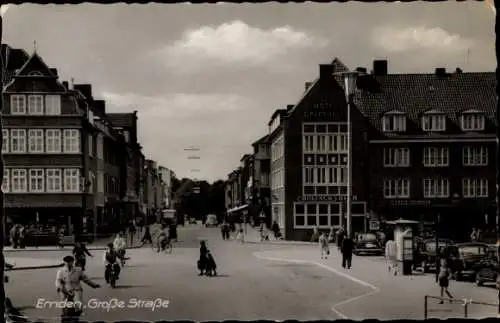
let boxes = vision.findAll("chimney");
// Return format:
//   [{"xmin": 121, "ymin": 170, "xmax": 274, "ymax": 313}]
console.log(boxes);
[
  {"xmin": 93, "ymin": 100, "xmax": 106, "ymax": 115},
  {"xmin": 286, "ymin": 104, "xmax": 294, "ymax": 111},
  {"xmin": 49, "ymin": 68, "xmax": 58, "ymax": 76},
  {"xmin": 305, "ymin": 82, "xmax": 313, "ymax": 92},
  {"xmin": 373, "ymin": 60, "xmax": 388, "ymax": 76},
  {"xmin": 319, "ymin": 64, "xmax": 334, "ymax": 79},
  {"xmin": 62, "ymin": 81, "xmax": 69, "ymax": 90},
  {"xmin": 435, "ymin": 68, "xmax": 447, "ymax": 77},
  {"xmin": 356, "ymin": 67, "xmax": 367, "ymax": 74}
]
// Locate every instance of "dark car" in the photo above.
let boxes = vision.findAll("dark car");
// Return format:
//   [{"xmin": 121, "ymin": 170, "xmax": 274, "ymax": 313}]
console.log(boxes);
[
  {"xmin": 474, "ymin": 246, "xmax": 498, "ymax": 286},
  {"xmin": 353, "ymin": 233, "xmax": 384, "ymax": 256},
  {"xmin": 447, "ymin": 242, "xmax": 490, "ymax": 281},
  {"xmin": 414, "ymin": 238, "xmax": 454, "ymax": 273}
]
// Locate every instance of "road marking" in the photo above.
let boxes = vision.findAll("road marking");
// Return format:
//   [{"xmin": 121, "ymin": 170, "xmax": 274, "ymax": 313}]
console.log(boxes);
[{"xmin": 253, "ymin": 253, "xmax": 380, "ymax": 319}]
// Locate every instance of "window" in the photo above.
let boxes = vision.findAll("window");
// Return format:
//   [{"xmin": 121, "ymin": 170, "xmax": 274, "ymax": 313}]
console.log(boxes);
[
  {"xmin": 10, "ymin": 95, "xmax": 26, "ymax": 114},
  {"xmin": 383, "ymin": 179, "xmax": 410, "ymax": 198},
  {"xmin": 316, "ymin": 135, "xmax": 326, "ymax": 152},
  {"xmin": 463, "ymin": 179, "xmax": 488, "ymax": 198},
  {"xmin": 423, "ymin": 147, "xmax": 449, "ymax": 167},
  {"xmin": 463, "ymin": 147, "xmax": 488, "ymax": 166},
  {"xmin": 461, "ymin": 114, "xmax": 485, "ymax": 131},
  {"xmin": 303, "ymin": 135, "xmax": 314, "ymax": 152},
  {"xmin": 316, "ymin": 167, "xmax": 327, "ymax": 184},
  {"xmin": 383, "ymin": 115, "xmax": 406, "ymax": 132},
  {"xmin": 96, "ymin": 134, "xmax": 104, "ymax": 159},
  {"xmin": 294, "ymin": 203, "xmax": 339, "ymax": 228},
  {"xmin": 2, "ymin": 129, "xmax": 8, "ymax": 153},
  {"xmin": 28, "ymin": 95, "xmax": 44, "ymax": 115},
  {"xmin": 88, "ymin": 135, "xmax": 94, "ymax": 157},
  {"xmin": 422, "ymin": 115, "xmax": 446, "ymax": 131},
  {"xmin": 63, "ymin": 129, "xmax": 80, "ymax": 153},
  {"xmin": 11, "ymin": 169, "xmax": 27, "ymax": 193},
  {"xmin": 28, "ymin": 71, "xmax": 43, "ymax": 76},
  {"xmin": 29, "ymin": 169, "xmax": 44, "ymax": 193},
  {"xmin": 10, "ymin": 129, "xmax": 26, "ymax": 153},
  {"xmin": 303, "ymin": 167, "xmax": 314, "ymax": 184},
  {"xmin": 28, "ymin": 129, "xmax": 44, "ymax": 153},
  {"xmin": 383, "ymin": 148, "xmax": 410, "ymax": 167},
  {"xmin": 46, "ymin": 129, "xmax": 61, "ymax": 153},
  {"xmin": 64, "ymin": 169, "xmax": 80, "ymax": 192},
  {"xmin": 97, "ymin": 171, "xmax": 104, "ymax": 193},
  {"xmin": 423, "ymin": 179, "xmax": 450, "ymax": 198},
  {"xmin": 2, "ymin": 169, "xmax": 9, "ymax": 193},
  {"xmin": 327, "ymin": 167, "xmax": 347, "ymax": 185},
  {"xmin": 46, "ymin": 169, "xmax": 62, "ymax": 192},
  {"xmin": 45, "ymin": 95, "xmax": 61, "ymax": 115}
]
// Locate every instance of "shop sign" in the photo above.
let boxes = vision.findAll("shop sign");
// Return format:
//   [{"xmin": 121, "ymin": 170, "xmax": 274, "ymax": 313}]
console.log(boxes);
[
  {"xmin": 297, "ymin": 195, "xmax": 358, "ymax": 202},
  {"xmin": 303, "ymin": 101, "xmax": 335, "ymax": 121},
  {"xmin": 390, "ymin": 200, "xmax": 430, "ymax": 207},
  {"xmin": 369, "ymin": 220, "xmax": 380, "ymax": 231}
]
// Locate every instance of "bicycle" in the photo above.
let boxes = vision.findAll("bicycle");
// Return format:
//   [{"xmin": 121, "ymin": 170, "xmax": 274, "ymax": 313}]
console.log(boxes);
[{"xmin": 151, "ymin": 231, "xmax": 173, "ymax": 254}]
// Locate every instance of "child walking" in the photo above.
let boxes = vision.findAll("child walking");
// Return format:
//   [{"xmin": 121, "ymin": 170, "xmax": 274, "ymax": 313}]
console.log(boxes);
[
  {"xmin": 236, "ymin": 229, "xmax": 244, "ymax": 244},
  {"xmin": 438, "ymin": 257, "xmax": 454, "ymax": 304},
  {"xmin": 319, "ymin": 232, "xmax": 329, "ymax": 259}
]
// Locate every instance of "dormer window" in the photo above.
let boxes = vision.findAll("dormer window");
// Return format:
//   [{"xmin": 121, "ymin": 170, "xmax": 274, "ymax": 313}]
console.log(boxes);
[
  {"xmin": 28, "ymin": 71, "xmax": 43, "ymax": 76},
  {"xmin": 461, "ymin": 111, "xmax": 485, "ymax": 131},
  {"xmin": 422, "ymin": 111, "xmax": 446, "ymax": 132},
  {"xmin": 382, "ymin": 112, "xmax": 406, "ymax": 132}
]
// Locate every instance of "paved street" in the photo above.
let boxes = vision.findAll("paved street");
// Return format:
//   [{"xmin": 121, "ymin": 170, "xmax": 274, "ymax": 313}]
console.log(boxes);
[{"xmin": 6, "ymin": 226, "xmax": 369, "ymax": 322}]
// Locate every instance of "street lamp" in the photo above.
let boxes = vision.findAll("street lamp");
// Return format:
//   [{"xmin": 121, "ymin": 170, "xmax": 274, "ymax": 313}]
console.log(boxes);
[{"xmin": 335, "ymin": 71, "xmax": 361, "ymax": 239}]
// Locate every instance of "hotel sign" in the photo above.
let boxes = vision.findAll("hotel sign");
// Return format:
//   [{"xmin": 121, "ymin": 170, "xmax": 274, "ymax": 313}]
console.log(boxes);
[
  {"xmin": 303, "ymin": 101, "xmax": 335, "ymax": 121},
  {"xmin": 390, "ymin": 200, "xmax": 431, "ymax": 207},
  {"xmin": 297, "ymin": 195, "xmax": 358, "ymax": 202}
]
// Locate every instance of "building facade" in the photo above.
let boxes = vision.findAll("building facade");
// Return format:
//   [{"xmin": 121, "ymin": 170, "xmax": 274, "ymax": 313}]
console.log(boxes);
[
  {"xmin": 158, "ymin": 166, "xmax": 175, "ymax": 209},
  {"xmin": 250, "ymin": 135, "xmax": 271, "ymax": 226}
]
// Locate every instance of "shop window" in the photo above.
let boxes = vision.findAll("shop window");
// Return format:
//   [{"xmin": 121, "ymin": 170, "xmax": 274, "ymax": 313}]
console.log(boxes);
[
  {"xmin": 307, "ymin": 204, "xmax": 317, "ymax": 215},
  {"xmin": 330, "ymin": 203, "xmax": 340, "ymax": 214},
  {"xmin": 318, "ymin": 204, "xmax": 329, "ymax": 214},
  {"xmin": 307, "ymin": 215, "xmax": 317, "ymax": 226},
  {"xmin": 295, "ymin": 216, "xmax": 305, "ymax": 226},
  {"xmin": 295, "ymin": 204, "xmax": 305, "ymax": 215},
  {"xmin": 319, "ymin": 215, "xmax": 328, "ymax": 226},
  {"xmin": 330, "ymin": 215, "xmax": 340, "ymax": 227}
]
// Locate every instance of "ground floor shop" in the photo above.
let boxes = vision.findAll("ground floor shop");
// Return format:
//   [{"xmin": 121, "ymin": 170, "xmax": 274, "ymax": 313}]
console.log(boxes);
[
  {"xmin": 285, "ymin": 198, "xmax": 368, "ymax": 241},
  {"xmin": 372, "ymin": 199, "xmax": 497, "ymax": 242}
]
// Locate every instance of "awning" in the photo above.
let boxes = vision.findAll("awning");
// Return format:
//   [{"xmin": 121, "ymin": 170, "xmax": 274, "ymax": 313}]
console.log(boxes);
[{"xmin": 227, "ymin": 204, "xmax": 249, "ymax": 214}]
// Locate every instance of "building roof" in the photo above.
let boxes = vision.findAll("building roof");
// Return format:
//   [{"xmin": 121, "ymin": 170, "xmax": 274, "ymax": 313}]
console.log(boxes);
[
  {"xmin": 1, "ymin": 45, "xmax": 30, "ymax": 84},
  {"xmin": 354, "ymin": 71, "xmax": 497, "ymax": 135},
  {"xmin": 240, "ymin": 154, "xmax": 252, "ymax": 162},
  {"xmin": 107, "ymin": 112, "xmax": 138, "ymax": 128},
  {"xmin": 251, "ymin": 134, "xmax": 269, "ymax": 147}
]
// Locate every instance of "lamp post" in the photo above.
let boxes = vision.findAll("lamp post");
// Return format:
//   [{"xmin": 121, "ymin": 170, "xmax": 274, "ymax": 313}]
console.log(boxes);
[{"xmin": 336, "ymin": 71, "xmax": 361, "ymax": 239}]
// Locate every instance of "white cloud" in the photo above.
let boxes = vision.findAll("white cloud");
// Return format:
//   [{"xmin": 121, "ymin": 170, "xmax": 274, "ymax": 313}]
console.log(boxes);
[
  {"xmin": 372, "ymin": 25, "xmax": 474, "ymax": 52},
  {"xmin": 154, "ymin": 20, "xmax": 328, "ymax": 72},
  {"xmin": 101, "ymin": 91, "xmax": 252, "ymax": 118}
]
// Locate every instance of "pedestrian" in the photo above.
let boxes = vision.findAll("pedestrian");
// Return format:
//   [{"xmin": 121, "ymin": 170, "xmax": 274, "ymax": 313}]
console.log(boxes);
[
  {"xmin": 9, "ymin": 225, "xmax": 19, "ymax": 249},
  {"xmin": 221, "ymin": 221, "xmax": 228, "ymax": 240},
  {"xmin": 18, "ymin": 225, "xmax": 26, "ymax": 249},
  {"xmin": 341, "ymin": 236, "xmax": 354, "ymax": 269},
  {"xmin": 73, "ymin": 241, "xmax": 93, "ymax": 271},
  {"xmin": 128, "ymin": 221, "xmax": 136, "ymax": 246},
  {"xmin": 140, "ymin": 226, "xmax": 153, "ymax": 246},
  {"xmin": 496, "ymin": 268, "xmax": 500, "ymax": 317},
  {"xmin": 470, "ymin": 228, "xmax": 478, "ymax": 242},
  {"xmin": 336, "ymin": 227, "xmax": 345, "ymax": 251},
  {"xmin": 319, "ymin": 232, "xmax": 330, "ymax": 259},
  {"xmin": 198, "ymin": 240, "xmax": 208, "ymax": 276},
  {"xmin": 385, "ymin": 240, "xmax": 397, "ymax": 275},
  {"xmin": 205, "ymin": 251, "xmax": 218, "ymax": 277},
  {"xmin": 328, "ymin": 228, "xmax": 335, "ymax": 244},
  {"xmin": 437, "ymin": 257, "xmax": 454, "ymax": 304},
  {"xmin": 58, "ymin": 226, "xmax": 66, "ymax": 249},
  {"xmin": 271, "ymin": 221, "xmax": 281, "ymax": 240},
  {"xmin": 236, "ymin": 228, "xmax": 244, "ymax": 244}
]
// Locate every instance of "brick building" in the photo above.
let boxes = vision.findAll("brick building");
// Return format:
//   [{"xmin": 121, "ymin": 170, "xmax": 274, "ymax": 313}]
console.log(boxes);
[
  {"xmin": 250, "ymin": 135, "xmax": 271, "ymax": 226},
  {"xmin": 228, "ymin": 57, "xmax": 497, "ymax": 242},
  {"xmin": 1, "ymin": 45, "xmax": 148, "ymax": 236}
]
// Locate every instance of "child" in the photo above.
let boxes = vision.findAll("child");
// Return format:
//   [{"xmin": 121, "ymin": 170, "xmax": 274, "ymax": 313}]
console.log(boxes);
[
  {"xmin": 205, "ymin": 251, "xmax": 217, "ymax": 276},
  {"xmin": 438, "ymin": 257, "xmax": 454, "ymax": 304},
  {"xmin": 319, "ymin": 232, "xmax": 329, "ymax": 259},
  {"xmin": 236, "ymin": 229, "xmax": 244, "ymax": 244}
]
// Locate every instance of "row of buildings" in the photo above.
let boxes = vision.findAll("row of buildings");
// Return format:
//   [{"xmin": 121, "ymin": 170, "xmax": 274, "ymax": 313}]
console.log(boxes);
[
  {"xmin": 0, "ymin": 44, "xmax": 176, "ymax": 237},
  {"xmin": 225, "ymin": 58, "xmax": 498, "ymax": 241}
]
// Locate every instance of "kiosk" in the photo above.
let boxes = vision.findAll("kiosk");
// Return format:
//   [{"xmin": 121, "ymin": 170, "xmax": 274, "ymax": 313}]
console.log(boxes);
[{"xmin": 387, "ymin": 219, "xmax": 419, "ymax": 275}]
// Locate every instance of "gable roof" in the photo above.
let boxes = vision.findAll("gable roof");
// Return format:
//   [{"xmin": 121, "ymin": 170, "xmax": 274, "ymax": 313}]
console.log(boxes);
[
  {"xmin": 1, "ymin": 45, "xmax": 30, "ymax": 84},
  {"xmin": 287, "ymin": 57, "xmax": 350, "ymax": 118},
  {"xmin": 15, "ymin": 52, "xmax": 57, "ymax": 78},
  {"xmin": 252, "ymin": 134, "xmax": 269, "ymax": 147},
  {"xmin": 354, "ymin": 72, "xmax": 497, "ymax": 134}
]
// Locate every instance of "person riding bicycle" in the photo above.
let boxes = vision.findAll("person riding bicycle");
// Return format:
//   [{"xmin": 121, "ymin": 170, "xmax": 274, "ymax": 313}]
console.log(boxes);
[
  {"xmin": 113, "ymin": 232, "xmax": 127, "ymax": 264},
  {"xmin": 103, "ymin": 243, "xmax": 121, "ymax": 283},
  {"xmin": 56, "ymin": 256, "xmax": 100, "ymax": 320},
  {"xmin": 72, "ymin": 241, "xmax": 93, "ymax": 271}
]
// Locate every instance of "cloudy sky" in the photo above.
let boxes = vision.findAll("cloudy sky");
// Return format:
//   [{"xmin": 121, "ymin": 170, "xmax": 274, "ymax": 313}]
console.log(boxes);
[{"xmin": 2, "ymin": 3, "xmax": 495, "ymax": 182}]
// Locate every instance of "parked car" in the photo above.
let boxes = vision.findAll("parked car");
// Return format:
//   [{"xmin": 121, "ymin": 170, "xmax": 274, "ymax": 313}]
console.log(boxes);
[
  {"xmin": 474, "ymin": 246, "xmax": 498, "ymax": 286},
  {"xmin": 414, "ymin": 238, "xmax": 455, "ymax": 273},
  {"xmin": 353, "ymin": 233, "xmax": 384, "ymax": 256},
  {"xmin": 447, "ymin": 242, "xmax": 490, "ymax": 281}
]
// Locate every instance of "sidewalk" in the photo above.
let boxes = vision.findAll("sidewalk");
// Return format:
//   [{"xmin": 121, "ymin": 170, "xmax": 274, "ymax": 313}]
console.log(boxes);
[
  {"xmin": 6, "ymin": 257, "xmax": 63, "ymax": 270},
  {"xmin": 253, "ymin": 246, "xmax": 498, "ymax": 319}
]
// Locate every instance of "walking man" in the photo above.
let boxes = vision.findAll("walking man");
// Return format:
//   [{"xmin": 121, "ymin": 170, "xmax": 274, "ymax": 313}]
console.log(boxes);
[
  {"xmin": 437, "ymin": 257, "xmax": 454, "ymax": 304},
  {"xmin": 341, "ymin": 236, "xmax": 354, "ymax": 269}
]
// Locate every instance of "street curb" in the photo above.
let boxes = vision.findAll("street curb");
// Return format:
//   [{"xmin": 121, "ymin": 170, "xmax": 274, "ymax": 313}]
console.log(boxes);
[
  {"xmin": 9, "ymin": 263, "xmax": 64, "ymax": 271},
  {"xmin": 4, "ymin": 245, "xmax": 144, "ymax": 252}
]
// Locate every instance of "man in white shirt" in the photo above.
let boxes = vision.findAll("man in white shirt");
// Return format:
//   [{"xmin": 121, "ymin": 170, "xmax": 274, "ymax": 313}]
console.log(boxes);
[
  {"xmin": 113, "ymin": 232, "xmax": 127, "ymax": 264},
  {"xmin": 55, "ymin": 256, "xmax": 100, "ymax": 315},
  {"xmin": 103, "ymin": 243, "xmax": 122, "ymax": 282}
]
